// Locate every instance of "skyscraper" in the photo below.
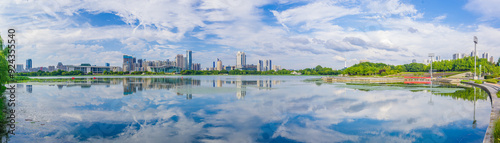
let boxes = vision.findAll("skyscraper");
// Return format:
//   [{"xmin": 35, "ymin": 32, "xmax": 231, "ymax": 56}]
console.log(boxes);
[
  {"xmin": 471, "ymin": 50, "xmax": 478, "ymax": 57},
  {"xmin": 57, "ymin": 62, "xmax": 66, "ymax": 71},
  {"xmin": 269, "ymin": 60, "xmax": 272, "ymax": 71},
  {"xmin": 257, "ymin": 60, "xmax": 263, "ymax": 71},
  {"xmin": 264, "ymin": 60, "xmax": 272, "ymax": 71},
  {"xmin": 186, "ymin": 50, "xmax": 192, "ymax": 70},
  {"xmin": 123, "ymin": 55, "xmax": 134, "ymax": 72},
  {"xmin": 105, "ymin": 63, "xmax": 110, "ymax": 67},
  {"xmin": 176, "ymin": 54, "xmax": 184, "ymax": 70},
  {"xmin": 453, "ymin": 53, "xmax": 465, "ymax": 60},
  {"xmin": 236, "ymin": 51, "xmax": 246, "ymax": 69},
  {"xmin": 16, "ymin": 64, "xmax": 23, "ymax": 73},
  {"xmin": 217, "ymin": 60, "xmax": 223, "ymax": 71},
  {"xmin": 482, "ymin": 52, "xmax": 489, "ymax": 59},
  {"xmin": 26, "ymin": 59, "xmax": 32, "ymax": 70}
]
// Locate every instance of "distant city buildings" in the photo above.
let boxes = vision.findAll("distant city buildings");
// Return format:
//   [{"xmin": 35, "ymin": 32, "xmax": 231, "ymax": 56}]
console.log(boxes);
[
  {"xmin": 66, "ymin": 63, "xmax": 117, "ymax": 74},
  {"xmin": 256, "ymin": 59, "xmax": 272, "ymax": 71},
  {"xmin": 48, "ymin": 66, "xmax": 55, "ymax": 72},
  {"xmin": 412, "ymin": 59, "xmax": 417, "ymax": 63},
  {"xmin": 257, "ymin": 60, "xmax": 263, "ymax": 71},
  {"xmin": 26, "ymin": 59, "xmax": 32, "ymax": 70},
  {"xmin": 176, "ymin": 54, "xmax": 184, "ymax": 70},
  {"xmin": 186, "ymin": 50, "xmax": 192, "ymax": 70},
  {"xmin": 423, "ymin": 59, "xmax": 431, "ymax": 65},
  {"xmin": 453, "ymin": 53, "xmax": 465, "ymax": 60},
  {"xmin": 236, "ymin": 51, "xmax": 246, "ymax": 69},
  {"xmin": 359, "ymin": 59, "xmax": 370, "ymax": 63},
  {"xmin": 217, "ymin": 59, "xmax": 222, "ymax": 71},
  {"xmin": 265, "ymin": 60, "xmax": 272, "ymax": 71},
  {"xmin": 192, "ymin": 63, "xmax": 201, "ymax": 71},
  {"xmin": 16, "ymin": 64, "xmax": 23, "ymax": 73},
  {"xmin": 471, "ymin": 50, "xmax": 478, "ymax": 57},
  {"xmin": 123, "ymin": 55, "xmax": 134, "ymax": 72},
  {"xmin": 482, "ymin": 52, "xmax": 490, "ymax": 59}
]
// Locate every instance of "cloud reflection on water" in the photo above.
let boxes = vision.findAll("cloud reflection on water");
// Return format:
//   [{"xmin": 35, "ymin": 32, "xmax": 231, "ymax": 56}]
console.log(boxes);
[{"xmin": 11, "ymin": 76, "xmax": 490, "ymax": 143}]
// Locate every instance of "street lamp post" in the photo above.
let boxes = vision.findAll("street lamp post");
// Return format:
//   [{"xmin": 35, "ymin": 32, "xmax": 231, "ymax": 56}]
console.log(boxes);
[
  {"xmin": 429, "ymin": 53, "xmax": 435, "ymax": 79},
  {"xmin": 474, "ymin": 36, "xmax": 478, "ymax": 80}
]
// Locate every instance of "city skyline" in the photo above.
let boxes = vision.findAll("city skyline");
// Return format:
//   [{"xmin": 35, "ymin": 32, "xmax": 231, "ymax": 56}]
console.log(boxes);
[{"xmin": 2, "ymin": 0, "xmax": 500, "ymax": 69}]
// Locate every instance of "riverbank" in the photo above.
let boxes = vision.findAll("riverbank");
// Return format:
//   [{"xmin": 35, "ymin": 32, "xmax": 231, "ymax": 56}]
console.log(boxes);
[{"xmin": 463, "ymin": 82, "xmax": 500, "ymax": 143}]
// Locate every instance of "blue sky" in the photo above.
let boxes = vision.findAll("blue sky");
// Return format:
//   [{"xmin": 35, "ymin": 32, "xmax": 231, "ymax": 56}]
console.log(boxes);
[{"xmin": 1, "ymin": 0, "xmax": 500, "ymax": 69}]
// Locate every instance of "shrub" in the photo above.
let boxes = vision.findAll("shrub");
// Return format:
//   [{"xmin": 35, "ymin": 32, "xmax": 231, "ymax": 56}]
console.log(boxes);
[
  {"xmin": 485, "ymin": 79, "xmax": 499, "ymax": 84},
  {"xmin": 474, "ymin": 80, "xmax": 483, "ymax": 84},
  {"xmin": 485, "ymin": 75, "xmax": 494, "ymax": 79},
  {"xmin": 495, "ymin": 119, "xmax": 500, "ymax": 143}
]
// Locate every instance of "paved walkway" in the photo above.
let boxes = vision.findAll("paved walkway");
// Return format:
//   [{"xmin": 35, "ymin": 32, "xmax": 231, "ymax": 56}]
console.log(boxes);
[
  {"xmin": 481, "ymin": 83, "xmax": 500, "ymax": 143},
  {"xmin": 447, "ymin": 72, "xmax": 471, "ymax": 79},
  {"xmin": 467, "ymin": 82, "xmax": 500, "ymax": 143}
]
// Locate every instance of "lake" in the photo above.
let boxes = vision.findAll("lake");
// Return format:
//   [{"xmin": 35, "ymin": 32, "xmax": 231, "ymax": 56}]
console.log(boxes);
[{"xmin": 7, "ymin": 76, "xmax": 491, "ymax": 143}]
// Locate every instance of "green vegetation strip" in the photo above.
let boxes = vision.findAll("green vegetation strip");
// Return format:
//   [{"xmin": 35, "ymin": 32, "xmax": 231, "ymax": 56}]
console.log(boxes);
[{"xmin": 495, "ymin": 118, "xmax": 500, "ymax": 143}]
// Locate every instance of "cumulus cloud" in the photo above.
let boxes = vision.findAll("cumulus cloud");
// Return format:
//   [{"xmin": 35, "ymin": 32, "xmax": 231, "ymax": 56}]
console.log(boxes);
[
  {"xmin": 325, "ymin": 39, "xmax": 360, "ymax": 52},
  {"xmin": 464, "ymin": 0, "xmax": 500, "ymax": 20},
  {"xmin": 0, "ymin": 0, "xmax": 500, "ymax": 69}
]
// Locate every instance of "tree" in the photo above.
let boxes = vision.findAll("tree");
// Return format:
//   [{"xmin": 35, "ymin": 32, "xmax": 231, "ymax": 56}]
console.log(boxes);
[{"xmin": 497, "ymin": 57, "xmax": 500, "ymax": 66}]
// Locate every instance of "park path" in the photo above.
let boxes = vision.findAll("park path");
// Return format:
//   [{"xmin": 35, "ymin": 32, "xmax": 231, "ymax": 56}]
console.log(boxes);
[{"xmin": 476, "ymin": 83, "xmax": 500, "ymax": 143}]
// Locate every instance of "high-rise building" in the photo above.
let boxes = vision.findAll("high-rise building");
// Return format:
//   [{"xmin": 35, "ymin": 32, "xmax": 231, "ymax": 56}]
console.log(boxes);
[
  {"xmin": 273, "ymin": 65, "xmax": 281, "ymax": 71},
  {"xmin": 105, "ymin": 63, "xmax": 110, "ymax": 67},
  {"xmin": 56, "ymin": 62, "xmax": 66, "ymax": 71},
  {"xmin": 236, "ymin": 51, "xmax": 246, "ymax": 69},
  {"xmin": 264, "ymin": 60, "xmax": 272, "ymax": 71},
  {"xmin": 16, "ymin": 64, "xmax": 23, "ymax": 73},
  {"xmin": 435, "ymin": 56, "xmax": 441, "ymax": 61},
  {"xmin": 123, "ymin": 55, "xmax": 135, "ymax": 72},
  {"xmin": 453, "ymin": 53, "xmax": 466, "ymax": 60},
  {"xmin": 482, "ymin": 52, "xmax": 490, "ymax": 59},
  {"xmin": 471, "ymin": 50, "xmax": 478, "ymax": 57},
  {"xmin": 490, "ymin": 56, "xmax": 495, "ymax": 63},
  {"xmin": 217, "ymin": 60, "xmax": 223, "ymax": 71},
  {"xmin": 192, "ymin": 63, "xmax": 201, "ymax": 71},
  {"xmin": 186, "ymin": 50, "xmax": 192, "ymax": 70},
  {"xmin": 176, "ymin": 54, "xmax": 184, "ymax": 70},
  {"xmin": 453, "ymin": 53, "xmax": 459, "ymax": 60},
  {"xmin": 26, "ymin": 59, "xmax": 32, "ymax": 70},
  {"xmin": 269, "ymin": 60, "xmax": 272, "ymax": 71},
  {"xmin": 137, "ymin": 59, "xmax": 142, "ymax": 69},
  {"xmin": 48, "ymin": 66, "xmax": 55, "ymax": 72},
  {"xmin": 257, "ymin": 60, "xmax": 263, "ymax": 71}
]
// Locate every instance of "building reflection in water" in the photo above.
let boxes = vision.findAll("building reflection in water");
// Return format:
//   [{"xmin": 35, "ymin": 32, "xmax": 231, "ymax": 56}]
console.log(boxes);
[
  {"xmin": 123, "ymin": 78, "xmax": 201, "ymax": 96},
  {"xmin": 26, "ymin": 85, "xmax": 32, "ymax": 93},
  {"xmin": 210, "ymin": 78, "xmax": 282, "ymax": 99},
  {"xmin": 33, "ymin": 77, "xmax": 281, "ymax": 100}
]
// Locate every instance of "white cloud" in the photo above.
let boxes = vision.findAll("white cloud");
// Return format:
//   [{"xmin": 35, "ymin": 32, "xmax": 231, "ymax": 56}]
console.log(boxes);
[
  {"xmin": 464, "ymin": 0, "xmax": 500, "ymax": 20},
  {"xmin": 0, "ymin": 0, "xmax": 500, "ymax": 69}
]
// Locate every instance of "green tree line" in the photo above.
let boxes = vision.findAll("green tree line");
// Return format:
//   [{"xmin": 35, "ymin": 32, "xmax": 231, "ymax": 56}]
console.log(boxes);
[{"xmin": 343, "ymin": 57, "xmax": 499, "ymax": 76}]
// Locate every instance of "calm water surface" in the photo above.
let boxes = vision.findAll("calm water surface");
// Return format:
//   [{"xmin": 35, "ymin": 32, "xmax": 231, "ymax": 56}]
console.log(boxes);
[{"xmin": 9, "ymin": 76, "xmax": 491, "ymax": 143}]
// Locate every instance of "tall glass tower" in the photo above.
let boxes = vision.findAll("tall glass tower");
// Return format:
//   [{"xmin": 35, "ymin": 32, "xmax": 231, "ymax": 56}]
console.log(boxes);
[
  {"xmin": 186, "ymin": 50, "xmax": 192, "ymax": 70},
  {"xmin": 26, "ymin": 59, "xmax": 32, "ymax": 70}
]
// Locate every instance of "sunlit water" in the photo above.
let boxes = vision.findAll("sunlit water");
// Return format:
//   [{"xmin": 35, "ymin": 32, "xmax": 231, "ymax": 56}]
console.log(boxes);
[{"xmin": 7, "ymin": 76, "xmax": 491, "ymax": 143}]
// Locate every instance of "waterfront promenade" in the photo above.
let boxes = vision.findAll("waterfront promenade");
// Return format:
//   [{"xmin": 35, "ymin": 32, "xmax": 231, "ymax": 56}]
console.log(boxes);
[{"xmin": 463, "ymin": 82, "xmax": 500, "ymax": 143}]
